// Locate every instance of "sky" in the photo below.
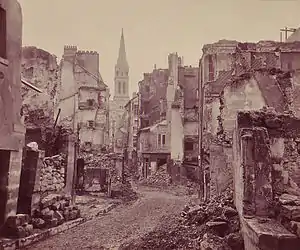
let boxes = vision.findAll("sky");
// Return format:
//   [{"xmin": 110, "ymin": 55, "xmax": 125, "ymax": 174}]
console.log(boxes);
[{"xmin": 18, "ymin": 0, "xmax": 300, "ymax": 97}]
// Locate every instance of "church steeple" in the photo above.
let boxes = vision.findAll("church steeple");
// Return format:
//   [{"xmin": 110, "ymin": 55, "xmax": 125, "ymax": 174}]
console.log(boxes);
[
  {"xmin": 114, "ymin": 29, "xmax": 129, "ymax": 100},
  {"xmin": 116, "ymin": 28, "xmax": 129, "ymax": 70}
]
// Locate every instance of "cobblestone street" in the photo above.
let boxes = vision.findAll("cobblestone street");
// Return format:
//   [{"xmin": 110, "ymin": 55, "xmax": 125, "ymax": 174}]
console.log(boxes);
[{"xmin": 27, "ymin": 187, "xmax": 190, "ymax": 250}]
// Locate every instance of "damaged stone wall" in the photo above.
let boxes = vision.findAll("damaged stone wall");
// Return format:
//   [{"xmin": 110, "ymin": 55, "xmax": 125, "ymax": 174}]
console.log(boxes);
[
  {"xmin": 21, "ymin": 46, "xmax": 60, "ymax": 129},
  {"xmin": 39, "ymin": 154, "xmax": 66, "ymax": 192},
  {"xmin": 233, "ymin": 108, "xmax": 300, "ymax": 248}
]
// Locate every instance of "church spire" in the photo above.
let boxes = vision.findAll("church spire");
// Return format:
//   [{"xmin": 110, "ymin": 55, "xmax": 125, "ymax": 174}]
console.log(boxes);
[{"xmin": 116, "ymin": 28, "xmax": 129, "ymax": 70}]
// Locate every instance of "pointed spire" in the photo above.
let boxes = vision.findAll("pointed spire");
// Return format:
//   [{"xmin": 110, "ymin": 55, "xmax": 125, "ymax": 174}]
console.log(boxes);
[{"xmin": 117, "ymin": 28, "xmax": 129, "ymax": 70}]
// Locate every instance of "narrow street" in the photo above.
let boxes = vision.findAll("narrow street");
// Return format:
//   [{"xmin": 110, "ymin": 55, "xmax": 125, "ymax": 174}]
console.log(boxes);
[{"xmin": 27, "ymin": 187, "xmax": 190, "ymax": 250}]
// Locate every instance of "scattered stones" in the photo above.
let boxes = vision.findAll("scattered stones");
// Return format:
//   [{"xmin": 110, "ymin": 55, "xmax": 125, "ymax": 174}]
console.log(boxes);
[
  {"xmin": 139, "ymin": 165, "xmax": 171, "ymax": 187},
  {"xmin": 279, "ymin": 193, "xmax": 300, "ymax": 205},
  {"xmin": 120, "ymin": 187, "xmax": 243, "ymax": 250},
  {"xmin": 4, "ymin": 214, "xmax": 34, "ymax": 238},
  {"xmin": 31, "ymin": 194, "xmax": 81, "ymax": 229},
  {"xmin": 281, "ymin": 205, "xmax": 300, "ymax": 221}
]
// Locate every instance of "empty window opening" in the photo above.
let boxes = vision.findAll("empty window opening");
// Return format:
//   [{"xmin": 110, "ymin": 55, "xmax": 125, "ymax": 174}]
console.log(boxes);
[
  {"xmin": 158, "ymin": 134, "xmax": 161, "ymax": 145},
  {"xmin": 0, "ymin": 7, "xmax": 7, "ymax": 59},
  {"xmin": 118, "ymin": 82, "xmax": 121, "ymax": 94},
  {"xmin": 184, "ymin": 141, "xmax": 194, "ymax": 151},
  {"xmin": 87, "ymin": 99, "xmax": 94, "ymax": 106},
  {"xmin": 87, "ymin": 120, "xmax": 94, "ymax": 128},
  {"xmin": 208, "ymin": 55, "xmax": 214, "ymax": 81}
]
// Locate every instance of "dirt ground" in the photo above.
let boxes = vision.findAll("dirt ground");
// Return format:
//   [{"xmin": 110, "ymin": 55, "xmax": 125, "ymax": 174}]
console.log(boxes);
[{"xmin": 27, "ymin": 185, "xmax": 192, "ymax": 250}]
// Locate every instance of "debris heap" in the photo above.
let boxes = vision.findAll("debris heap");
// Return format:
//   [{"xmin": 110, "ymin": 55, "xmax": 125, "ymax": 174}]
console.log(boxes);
[
  {"xmin": 140, "ymin": 164, "xmax": 172, "ymax": 187},
  {"xmin": 40, "ymin": 154, "xmax": 66, "ymax": 192},
  {"xmin": 120, "ymin": 188, "xmax": 243, "ymax": 250},
  {"xmin": 81, "ymin": 152, "xmax": 118, "ymax": 182},
  {"xmin": 31, "ymin": 194, "xmax": 80, "ymax": 229},
  {"xmin": 111, "ymin": 181, "xmax": 138, "ymax": 203},
  {"xmin": 276, "ymin": 193, "xmax": 300, "ymax": 237},
  {"xmin": 4, "ymin": 214, "xmax": 34, "ymax": 238}
]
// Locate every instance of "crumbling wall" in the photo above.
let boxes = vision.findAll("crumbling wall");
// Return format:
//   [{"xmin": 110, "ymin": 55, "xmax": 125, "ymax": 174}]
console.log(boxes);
[
  {"xmin": 21, "ymin": 46, "xmax": 60, "ymax": 129},
  {"xmin": 233, "ymin": 107, "xmax": 300, "ymax": 247},
  {"xmin": 39, "ymin": 154, "xmax": 66, "ymax": 193}
]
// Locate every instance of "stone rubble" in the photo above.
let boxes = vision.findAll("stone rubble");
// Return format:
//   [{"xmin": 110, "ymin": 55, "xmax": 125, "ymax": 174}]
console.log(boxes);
[
  {"xmin": 40, "ymin": 154, "xmax": 66, "ymax": 192},
  {"xmin": 4, "ymin": 214, "xmax": 34, "ymax": 238},
  {"xmin": 276, "ymin": 193, "xmax": 300, "ymax": 238},
  {"xmin": 139, "ymin": 164, "xmax": 172, "ymax": 187},
  {"xmin": 120, "ymin": 187, "xmax": 243, "ymax": 250},
  {"xmin": 31, "ymin": 194, "xmax": 80, "ymax": 229},
  {"xmin": 80, "ymin": 152, "xmax": 118, "ymax": 183}
]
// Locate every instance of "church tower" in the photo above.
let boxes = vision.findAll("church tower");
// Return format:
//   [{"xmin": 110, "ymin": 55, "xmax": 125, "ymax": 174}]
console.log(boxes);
[{"xmin": 113, "ymin": 29, "xmax": 130, "ymax": 105}]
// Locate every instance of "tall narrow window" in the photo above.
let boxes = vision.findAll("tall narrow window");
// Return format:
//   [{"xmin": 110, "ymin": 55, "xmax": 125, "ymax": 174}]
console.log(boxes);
[
  {"xmin": 0, "ymin": 7, "xmax": 7, "ymax": 59},
  {"xmin": 162, "ymin": 134, "xmax": 166, "ymax": 145},
  {"xmin": 118, "ymin": 82, "xmax": 121, "ymax": 94},
  {"xmin": 123, "ymin": 82, "xmax": 126, "ymax": 94},
  {"xmin": 158, "ymin": 134, "xmax": 161, "ymax": 146},
  {"xmin": 208, "ymin": 55, "xmax": 214, "ymax": 81}
]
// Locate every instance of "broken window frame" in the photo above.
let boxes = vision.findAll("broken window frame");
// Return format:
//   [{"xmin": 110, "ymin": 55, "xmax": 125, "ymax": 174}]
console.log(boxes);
[
  {"xmin": 162, "ymin": 134, "xmax": 166, "ymax": 145},
  {"xmin": 184, "ymin": 141, "xmax": 194, "ymax": 151},
  {"xmin": 208, "ymin": 54, "xmax": 214, "ymax": 82},
  {"xmin": 87, "ymin": 99, "xmax": 94, "ymax": 107},
  {"xmin": 87, "ymin": 120, "xmax": 94, "ymax": 128},
  {"xmin": 158, "ymin": 134, "xmax": 161, "ymax": 146}
]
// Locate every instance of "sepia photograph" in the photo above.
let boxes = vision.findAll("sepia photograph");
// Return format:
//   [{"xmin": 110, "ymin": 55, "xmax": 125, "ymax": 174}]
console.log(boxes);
[{"xmin": 0, "ymin": 0, "xmax": 300, "ymax": 249}]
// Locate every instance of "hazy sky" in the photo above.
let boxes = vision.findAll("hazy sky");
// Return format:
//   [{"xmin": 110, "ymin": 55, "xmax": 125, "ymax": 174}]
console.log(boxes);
[{"xmin": 18, "ymin": 0, "xmax": 300, "ymax": 96}]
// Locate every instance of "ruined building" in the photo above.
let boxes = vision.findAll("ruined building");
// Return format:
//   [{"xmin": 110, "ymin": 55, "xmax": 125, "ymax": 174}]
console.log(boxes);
[
  {"xmin": 138, "ymin": 66, "xmax": 170, "ymax": 177},
  {"xmin": 55, "ymin": 45, "xmax": 109, "ymax": 153},
  {"xmin": 121, "ymin": 92, "xmax": 139, "ymax": 167},
  {"xmin": 137, "ymin": 55, "xmax": 201, "ymax": 179},
  {"xmin": 0, "ymin": 0, "xmax": 25, "ymax": 230},
  {"xmin": 109, "ymin": 29, "xmax": 130, "ymax": 153},
  {"xmin": 21, "ymin": 46, "xmax": 60, "ymax": 149},
  {"xmin": 200, "ymin": 39, "xmax": 300, "ymax": 197}
]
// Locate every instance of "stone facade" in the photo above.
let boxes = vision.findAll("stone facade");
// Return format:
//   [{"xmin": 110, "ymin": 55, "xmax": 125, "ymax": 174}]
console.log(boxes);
[
  {"xmin": 55, "ymin": 45, "xmax": 109, "ymax": 153},
  {"xmin": 0, "ymin": 0, "xmax": 25, "ymax": 229},
  {"xmin": 21, "ymin": 46, "xmax": 60, "ymax": 130},
  {"xmin": 233, "ymin": 108, "xmax": 300, "ymax": 249},
  {"xmin": 201, "ymin": 39, "xmax": 300, "ymax": 198}
]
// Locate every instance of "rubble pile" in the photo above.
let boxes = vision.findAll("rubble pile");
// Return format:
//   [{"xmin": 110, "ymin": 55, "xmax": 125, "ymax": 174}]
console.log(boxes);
[
  {"xmin": 4, "ymin": 214, "xmax": 34, "ymax": 238},
  {"xmin": 40, "ymin": 154, "xmax": 66, "ymax": 192},
  {"xmin": 111, "ymin": 181, "xmax": 138, "ymax": 203},
  {"xmin": 81, "ymin": 152, "xmax": 119, "ymax": 183},
  {"xmin": 120, "ymin": 188, "xmax": 244, "ymax": 250},
  {"xmin": 140, "ymin": 164, "xmax": 172, "ymax": 187},
  {"xmin": 276, "ymin": 193, "xmax": 300, "ymax": 237},
  {"xmin": 31, "ymin": 194, "xmax": 80, "ymax": 229}
]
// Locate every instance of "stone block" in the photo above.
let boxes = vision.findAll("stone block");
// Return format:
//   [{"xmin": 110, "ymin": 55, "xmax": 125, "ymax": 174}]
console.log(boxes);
[
  {"xmin": 69, "ymin": 210, "xmax": 79, "ymax": 220},
  {"xmin": 281, "ymin": 205, "xmax": 300, "ymax": 221},
  {"xmin": 23, "ymin": 223, "xmax": 33, "ymax": 236},
  {"xmin": 63, "ymin": 210, "xmax": 70, "ymax": 221},
  {"xmin": 42, "ymin": 209, "xmax": 54, "ymax": 221},
  {"xmin": 279, "ymin": 194, "xmax": 300, "ymax": 205},
  {"xmin": 54, "ymin": 211, "xmax": 64, "ymax": 225},
  {"xmin": 16, "ymin": 226, "xmax": 26, "ymax": 238},
  {"xmin": 51, "ymin": 202, "xmax": 60, "ymax": 211},
  {"xmin": 290, "ymin": 221, "xmax": 300, "ymax": 237},
  {"xmin": 40, "ymin": 194, "xmax": 60, "ymax": 208},
  {"xmin": 31, "ymin": 218, "xmax": 46, "ymax": 229},
  {"xmin": 48, "ymin": 218, "xmax": 58, "ymax": 228},
  {"xmin": 5, "ymin": 214, "xmax": 29, "ymax": 229},
  {"xmin": 243, "ymin": 217, "xmax": 300, "ymax": 250}
]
